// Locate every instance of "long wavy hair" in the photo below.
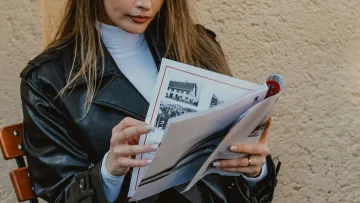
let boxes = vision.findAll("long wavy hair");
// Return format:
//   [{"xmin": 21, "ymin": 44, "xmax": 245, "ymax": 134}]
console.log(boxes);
[{"xmin": 46, "ymin": 0, "xmax": 231, "ymax": 117}]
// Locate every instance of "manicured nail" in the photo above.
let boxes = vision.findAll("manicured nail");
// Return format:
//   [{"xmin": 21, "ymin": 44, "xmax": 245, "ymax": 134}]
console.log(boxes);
[
  {"xmin": 230, "ymin": 145, "xmax": 238, "ymax": 151},
  {"xmin": 213, "ymin": 162, "xmax": 220, "ymax": 167},
  {"xmin": 145, "ymin": 125, "xmax": 153, "ymax": 131},
  {"xmin": 151, "ymin": 144, "xmax": 159, "ymax": 150},
  {"xmin": 146, "ymin": 159, "xmax": 153, "ymax": 164}
]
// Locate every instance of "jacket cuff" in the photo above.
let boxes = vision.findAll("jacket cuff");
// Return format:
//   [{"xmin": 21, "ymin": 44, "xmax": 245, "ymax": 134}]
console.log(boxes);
[
  {"xmin": 88, "ymin": 159, "xmax": 110, "ymax": 202},
  {"xmin": 242, "ymin": 162, "xmax": 268, "ymax": 187},
  {"xmin": 65, "ymin": 160, "xmax": 108, "ymax": 203},
  {"xmin": 101, "ymin": 151, "xmax": 125, "ymax": 202},
  {"xmin": 233, "ymin": 155, "xmax": 280, "ymax": 202},
  {"xmin": 88, "ymin": 158, "xmax": 132, "ymax": 203}
]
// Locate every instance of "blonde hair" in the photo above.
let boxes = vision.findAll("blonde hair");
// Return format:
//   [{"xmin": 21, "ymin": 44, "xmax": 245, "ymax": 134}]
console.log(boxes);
[{"xmin": 46, "ymin": 0, "xmax": 231, "ymax": 117}]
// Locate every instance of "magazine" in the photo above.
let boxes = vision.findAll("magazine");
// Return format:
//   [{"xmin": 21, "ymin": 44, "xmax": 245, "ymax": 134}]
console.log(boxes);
[{"xmin": 128, "ymin": 58, "xmax": 284, "ymax": 201}]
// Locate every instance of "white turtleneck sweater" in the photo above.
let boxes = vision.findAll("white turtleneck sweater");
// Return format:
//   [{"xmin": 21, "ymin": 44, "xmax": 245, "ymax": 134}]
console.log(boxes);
[
  {"xmin": 99, "ymin": 23, "xmax": 267, "ymax": 202},
  {"xmin": 100, "ymin": 23, "xmax": 158, "ymax": 102}
]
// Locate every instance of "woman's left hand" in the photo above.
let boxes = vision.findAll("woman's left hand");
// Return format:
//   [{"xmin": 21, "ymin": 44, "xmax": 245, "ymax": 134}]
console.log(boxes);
[{"xmin": 213, "ymin": 118, "xmax": 272, "ymax": 178}]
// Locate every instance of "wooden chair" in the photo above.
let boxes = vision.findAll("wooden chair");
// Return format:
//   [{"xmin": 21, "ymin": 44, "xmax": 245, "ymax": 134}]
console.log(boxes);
[{"xmin": 0, "ymin": 123, "xmax": 38, "ymax": 203}]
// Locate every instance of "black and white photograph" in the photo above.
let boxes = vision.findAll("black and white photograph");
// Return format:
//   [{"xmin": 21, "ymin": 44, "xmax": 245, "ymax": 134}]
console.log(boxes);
[
  {"xmin": 165, "ymin": 80, "xmax": 202, "ymax": 107},
  {"xmin": 210, "ymin": 94, "xmax": 226, "ymax": 108},
  {"xmin": 248, "ymin": 123, "xmax": 266, "ymax": 137},
  {"xmin": 154, "ymin": 102, "xmax": 197, "ymax": 131},
  {"xmin": 209, "ymin": 92, "xmax": 236, "ymax": 108}
]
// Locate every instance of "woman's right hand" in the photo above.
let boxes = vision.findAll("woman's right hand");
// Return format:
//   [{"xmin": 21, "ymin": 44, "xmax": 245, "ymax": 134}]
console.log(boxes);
[{"xmin": 106, "ymin": 117, "xmax": 158, "ymax": 176}]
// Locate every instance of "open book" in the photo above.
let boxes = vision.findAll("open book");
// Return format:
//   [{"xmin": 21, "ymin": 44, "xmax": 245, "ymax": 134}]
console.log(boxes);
[{"xmin": 128, "ymin": 59, "xmax": 285, "ymax": 201}]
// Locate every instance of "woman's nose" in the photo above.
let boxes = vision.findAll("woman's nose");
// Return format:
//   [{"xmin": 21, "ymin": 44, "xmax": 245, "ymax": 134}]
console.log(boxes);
[{"xmin": 135, "ymin": 0, "xmax": 152, "ymax": 11}]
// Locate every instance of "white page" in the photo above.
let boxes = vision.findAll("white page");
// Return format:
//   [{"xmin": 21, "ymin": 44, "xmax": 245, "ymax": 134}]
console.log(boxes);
[
  {"xmin": 130, "ymin": 74, "xmax": 284, "ymax": 200},
  {"xmin": 183, "ymin": 88, "xmax": 283, "ymax": 192},
  {"xmin": 128, "ymin": 58, "xmax": 267, "ymax": 198},
  {"xmin": 130, "ymin": 89, "xmax": 268, "ymax": 201}
]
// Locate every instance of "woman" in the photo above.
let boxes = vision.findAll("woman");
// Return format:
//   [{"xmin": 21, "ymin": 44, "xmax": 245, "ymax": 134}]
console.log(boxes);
[{"xmin": 20, "ymin": 0, "xmax": 280, "ymax": 202}]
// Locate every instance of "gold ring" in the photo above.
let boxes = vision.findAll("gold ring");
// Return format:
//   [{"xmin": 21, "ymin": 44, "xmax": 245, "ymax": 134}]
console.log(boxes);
[{"xmin": 248, "ymin": 157, "xmax": 252, "ymax": 166}]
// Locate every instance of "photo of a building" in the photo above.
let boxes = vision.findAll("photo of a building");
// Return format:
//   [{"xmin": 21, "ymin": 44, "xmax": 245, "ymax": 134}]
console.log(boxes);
[
  {"xmin": 165, "ymin": 80, "xmax": 201, "ymax": 107},
  {"xmin": 210, "ymin": 93, "xmax": 225, "ymax": 108}
]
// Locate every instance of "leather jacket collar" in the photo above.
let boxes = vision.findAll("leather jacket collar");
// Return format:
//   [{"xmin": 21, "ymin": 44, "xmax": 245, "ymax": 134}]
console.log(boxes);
[{"xmin": 63, "ymin": 21, "xmax": 166, "ymax": 90}]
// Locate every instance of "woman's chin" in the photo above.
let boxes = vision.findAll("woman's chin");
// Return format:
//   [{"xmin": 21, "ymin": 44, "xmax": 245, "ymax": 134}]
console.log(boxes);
[{"xmin": 114, "ymin": 21, "xmax": 150, "ymax": 34}]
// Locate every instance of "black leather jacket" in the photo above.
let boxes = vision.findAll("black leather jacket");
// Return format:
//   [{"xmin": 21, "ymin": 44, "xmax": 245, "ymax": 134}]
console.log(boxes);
[{"xmin": 20, "ymin": 24, "xmax": 280, "ymax": 203}]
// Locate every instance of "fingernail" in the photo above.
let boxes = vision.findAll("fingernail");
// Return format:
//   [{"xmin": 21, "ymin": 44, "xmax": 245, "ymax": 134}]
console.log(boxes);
[
  {"xmin": 213, "ymin": 162, "xmax": 220, "ymax": 167},
  {"xmin": 145, "ymin": 125, "xmax": 153, "ymax": 131},
  {"xmin": 230, "ymin": 145, "xmax": 238, "ymax": 151},
  {"xmin": 151, "ymin": 144, "xmax": 158, "ymax": 150},
  {"xmin": 146, "ymin": 159, "xmax": 152, "ymax": 164}
]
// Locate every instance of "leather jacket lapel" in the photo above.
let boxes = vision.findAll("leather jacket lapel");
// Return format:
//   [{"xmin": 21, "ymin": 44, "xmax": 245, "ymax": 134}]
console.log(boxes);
[
  {"xmin": 93, "ymin": 73, "xmax": 149, "ymax": 121},
  {"xmin": 91, "ymin": 44, "xmax": 151, "ymax": 121},
  {"xmin": 65, "ymin": 29, "xmax": 166, "ymax": 121},
  {"xmin": 63, "ymin": 23, "xmax": 165, "ymax": 88},
  {"xmin": 90, "ymin": 24, "xmax": 167, "ymax": 120}
]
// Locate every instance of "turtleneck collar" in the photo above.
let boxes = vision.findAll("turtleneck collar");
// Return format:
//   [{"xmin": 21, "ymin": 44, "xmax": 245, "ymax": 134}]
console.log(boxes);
[{"xmin": 99, "ymin": 22, "xmax": 145, "ymax": 50}]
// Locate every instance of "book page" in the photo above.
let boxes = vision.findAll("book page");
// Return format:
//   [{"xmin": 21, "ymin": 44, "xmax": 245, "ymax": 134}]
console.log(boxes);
[
  {"xmin": 183, "ymin": 75, "xmax": 284, "ymax": 192},
  {"xmin": 128, "ymin": 58, "xmax": 267, "ymax": 199}
]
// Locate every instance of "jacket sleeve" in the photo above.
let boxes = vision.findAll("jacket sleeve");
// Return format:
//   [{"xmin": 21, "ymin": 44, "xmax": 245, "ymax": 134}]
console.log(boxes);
[
  {"xmin": 20, "ymin": 76, "xmax": 109, "ymax": 203},
  {"xmin": 228, "ymin": 155, "xmax": 281, "ymax": 203}
]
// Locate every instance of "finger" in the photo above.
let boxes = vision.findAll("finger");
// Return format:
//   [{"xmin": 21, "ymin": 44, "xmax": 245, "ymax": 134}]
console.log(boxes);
[
  {"xmin": 117, "ymin": 157, "xmax": 153, "ymax": 167},
  {"xmin": 248, "ymin": 155, "xmax": 267, "ymax": 167},
  {"xmin": 213, "ymin": 155, "xmax": 266, "ymax": 168},
  {"xmin": 230, "ymin": 144, "xmax": 270, "ymax": 156},
  {"xmin": 114, "ymin": 144, "xmax": 158, "ymax": 156},
  {"xmin": 114, "ymin": 117, "xmax": 146, "ymax": 132},
  {"xmin": 213, "ymin": 158, "xmax": 249, "ymax": 168},
  {"xmin": 219, "ymin": 165, "xmax": 262, "ymax": 175},
  {"xmin": 258, "ymin": 117, "xmax": 272, "ymax": 144},
  {"xmin": 128, "ymin": 134, "xmax": 141, "ymax": 145},
  {"xmin": 113, "ymin": 124, "xmax": 153, "ymax": 144},
  {"xmin": 120, "ymin": 125, "xmax": 153, "ymax": 142}
]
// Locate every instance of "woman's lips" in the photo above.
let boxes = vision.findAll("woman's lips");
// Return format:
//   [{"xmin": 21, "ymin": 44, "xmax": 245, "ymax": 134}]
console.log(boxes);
[{"xmin": 129, "ymin": 15, "xmax": 150, "ymax": 24}]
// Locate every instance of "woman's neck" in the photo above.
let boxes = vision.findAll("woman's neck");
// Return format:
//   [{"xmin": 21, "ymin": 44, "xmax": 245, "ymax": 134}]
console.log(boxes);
[{"xmin": 99, "ymin": 22, "xmax": 144, "ymax": 49}]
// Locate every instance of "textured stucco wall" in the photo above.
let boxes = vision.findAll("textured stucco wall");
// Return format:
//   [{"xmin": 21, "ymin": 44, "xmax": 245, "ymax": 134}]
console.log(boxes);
[
  {"xmin": 0, "ymin": 0, "xmax": 43, "ymax": 202},
  {"xmin": 1, "ymin": 0, "xmax": 360, "ymax": 202}
]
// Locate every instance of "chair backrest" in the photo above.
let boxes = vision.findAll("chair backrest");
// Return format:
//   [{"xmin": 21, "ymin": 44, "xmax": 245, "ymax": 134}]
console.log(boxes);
[{"xmin": 0, "ymin": 123, "xmax": 38, "ymax": 202}]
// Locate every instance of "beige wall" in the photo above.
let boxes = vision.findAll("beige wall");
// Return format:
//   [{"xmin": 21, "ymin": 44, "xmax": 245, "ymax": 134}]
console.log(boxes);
[
  {"xmin": 1, "ymin": 0, "xmax": 360, "ymax": 202},
  {"xmin": 0, "ymin": 0, "xmax": 42, "ymax": 202}
]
